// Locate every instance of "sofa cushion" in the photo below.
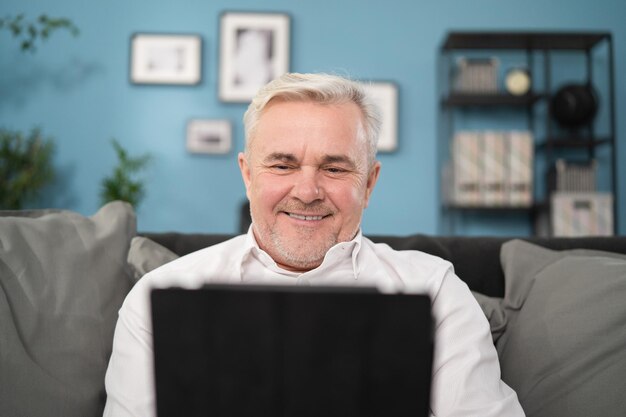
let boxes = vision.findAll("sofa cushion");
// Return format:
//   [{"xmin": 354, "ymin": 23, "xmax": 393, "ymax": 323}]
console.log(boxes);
[
  {"xmin": 127, "ymin": 236, "xmax": 179, "ymax": 283},
  {"xmin": 0, "ymin": 202, "xmax": 136, "ymax": 417},
  {"xmin": 471, "ymin": 291, "xmax": 507, "ymax": 343},
  {"xmin": 493, "ymin": 239, "xmax": 626, "ymax": 417}
]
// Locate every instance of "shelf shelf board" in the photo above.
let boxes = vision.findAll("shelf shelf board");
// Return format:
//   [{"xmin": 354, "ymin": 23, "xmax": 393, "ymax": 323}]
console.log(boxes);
[
  {"xmin": 538, "ymin": 137, "xmax": 613, "ymax": 149},
  {"xmin": 442, "ymin": 93, "xmax": 543, "ymax": 107},
  {"xmin": 444, "ymin": 204, "xmax": 534, "ymax": 212},
  {"xmin": 441, "ymin": 31, "xmax": 610, "ymax": 51}
]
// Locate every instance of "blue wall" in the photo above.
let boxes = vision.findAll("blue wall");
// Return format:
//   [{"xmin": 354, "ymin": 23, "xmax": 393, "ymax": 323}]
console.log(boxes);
[{"xmin": 1, "ymin": 0, "xmax": 625, "ymax": 236}]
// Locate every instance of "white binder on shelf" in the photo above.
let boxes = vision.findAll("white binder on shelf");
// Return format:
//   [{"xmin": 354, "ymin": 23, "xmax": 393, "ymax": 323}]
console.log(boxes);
[
  {"xmin": 482, "ymin": 131, "xmax": 507, "ymax": 206},
  {"xmin": 507, "ymin": 130, "xmax": 534, "ymax": 207},
  {"xmin": 451, "ymin": 131, "xmax": 482, "ymax": 206}
]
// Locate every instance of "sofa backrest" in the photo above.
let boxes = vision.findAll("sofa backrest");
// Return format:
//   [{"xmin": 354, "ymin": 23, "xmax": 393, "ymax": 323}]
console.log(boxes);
[{"xmin": 142, "ymin": 232, "xmax": 626, "ymax": 297}]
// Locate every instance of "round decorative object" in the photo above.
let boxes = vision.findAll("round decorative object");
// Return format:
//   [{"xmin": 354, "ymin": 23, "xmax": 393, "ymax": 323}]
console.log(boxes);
[
  {"xmin": 505, "ymin": 68, "xmax": 531, "ymax": 96},
  {"xmin": 550, "ymin": 83, "xmax": 598, "ymax": 128}
]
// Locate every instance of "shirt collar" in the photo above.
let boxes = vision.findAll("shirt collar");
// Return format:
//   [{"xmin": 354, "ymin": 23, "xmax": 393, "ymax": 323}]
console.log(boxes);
[{"xmin": 239, "ymin": 225, "xmax": 364, "ymax": 280}]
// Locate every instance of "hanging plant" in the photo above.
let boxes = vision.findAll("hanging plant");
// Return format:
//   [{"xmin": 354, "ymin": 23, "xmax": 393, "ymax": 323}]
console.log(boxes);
[{"xmin": 0, "ymin": 13, "xmax": 79, "ymax": 52}]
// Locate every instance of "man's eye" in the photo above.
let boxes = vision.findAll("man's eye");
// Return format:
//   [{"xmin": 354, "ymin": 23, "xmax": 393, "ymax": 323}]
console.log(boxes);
[
  {"xmin": 325, "ymin": 167, "xmax": 346, "ymax": 174},
  {"xmin": 272, "ymin": 165, "xmax": 291, "ymax": 170}
]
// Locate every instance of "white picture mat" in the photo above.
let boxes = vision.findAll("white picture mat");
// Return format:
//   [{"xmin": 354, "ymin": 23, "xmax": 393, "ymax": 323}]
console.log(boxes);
[
  {"xmin": 219, "ymin": 12, "xmax": 290, "ymax": 102},
  {"xmin": 131, "ymin": 34, "xmax": 201, "ymax": 84},
  {"xmin": 186, "ymin": 120, "xmax": 232, "ymax": 154},
  {"xmin": 362, "ymin": 82, "xmax": 399, "ymax": 152}
]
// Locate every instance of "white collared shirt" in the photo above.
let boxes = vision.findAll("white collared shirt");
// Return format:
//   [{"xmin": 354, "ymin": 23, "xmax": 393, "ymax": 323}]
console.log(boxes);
[
  {"xmin": 104, "ymin": 229, "xmax": 524, "ymax": 417},
  {"xmin": 241, "ymin": 231, "xmax": 361, "ymax": 285}
]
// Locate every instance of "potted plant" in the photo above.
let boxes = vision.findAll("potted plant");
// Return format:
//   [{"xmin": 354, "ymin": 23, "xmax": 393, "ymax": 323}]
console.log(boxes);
[
  {"xmin": 0, "ymin": 128, "xmax": 55, "ymax": 209},
  {"xmin": 100, "ymin": 139, "xmax": 151, "ymax": 208}
]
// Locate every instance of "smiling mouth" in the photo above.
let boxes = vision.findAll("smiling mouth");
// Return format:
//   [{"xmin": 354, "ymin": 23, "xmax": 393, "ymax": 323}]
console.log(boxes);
[{"xmin": 285, "ymin": 212, "xmax": 328, "ymax": 221}]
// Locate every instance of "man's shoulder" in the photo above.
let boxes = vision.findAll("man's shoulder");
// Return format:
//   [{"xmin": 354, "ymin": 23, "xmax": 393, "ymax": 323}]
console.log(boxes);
[
  {"xmin": 362, "ymin": 236, "xmax": 452, "ymax": 268},
  {"xmin": 360, "ymin": 236, "xmax": 455, "ymax": 293}
]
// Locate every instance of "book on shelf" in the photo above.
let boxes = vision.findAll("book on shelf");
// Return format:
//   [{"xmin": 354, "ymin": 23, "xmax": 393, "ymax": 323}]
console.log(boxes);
[
  {"xmin": 453, "ymin": 57, "xmax": 499, "ymax": 94},
  {"xmin": 482, "ymin": 131, "xmax": 507, "ymax": 206},
  {"xmin": 447, "ymin": 130, "xmax": 534, "ymax": 208},
  {"xmin": 508, "ymin": 131, "xmax": 534, "ymax": 207},
  {"xmin": 450, "ymin": 131, "xmax": 482, "ymax": 206},
  {"xmin": 553, "ymin": 159, "xmax": 597, "ymax": 192}
]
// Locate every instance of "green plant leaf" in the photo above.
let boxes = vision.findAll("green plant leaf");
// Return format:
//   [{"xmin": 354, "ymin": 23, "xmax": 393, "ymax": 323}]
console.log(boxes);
[
  {"xmin": 0, "ymin": 127, "xmax": 56, "ymax": 209},
  {"xmin": 1, "ymin": 13, "xmax": 79, "ymax": 53},
  {"xmin": 100, "ymin": 139, "xmax": 151, "ymax": 208}
]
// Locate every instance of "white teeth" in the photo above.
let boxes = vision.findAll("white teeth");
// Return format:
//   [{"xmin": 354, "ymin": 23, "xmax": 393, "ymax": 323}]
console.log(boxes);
[{"xmin": 288, "ymin": 213, "xmax": 324, "ymax": 221}]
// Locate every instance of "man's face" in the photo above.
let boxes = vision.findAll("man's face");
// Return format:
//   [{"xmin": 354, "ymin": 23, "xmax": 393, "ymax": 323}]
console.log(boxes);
[{"xmin": 239, "ymin": 99, "xmax": 381, "ymax": 272}]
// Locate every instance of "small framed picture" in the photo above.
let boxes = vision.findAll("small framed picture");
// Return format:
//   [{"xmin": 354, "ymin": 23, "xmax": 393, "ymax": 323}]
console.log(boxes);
[
  {"xmin": 130, "ymin": 33, "xmax": 202, "ymax": 85},
  {"xmin": 362, "ymin": 81, "xmax": 399, "ymax": 152},
  {"xmin": 186, "ymin": 119, "xmax": 232, "ymax": 154},
  {"xmin": 219, "ymin": 12, "xmax": 290, "ymax": 102}
]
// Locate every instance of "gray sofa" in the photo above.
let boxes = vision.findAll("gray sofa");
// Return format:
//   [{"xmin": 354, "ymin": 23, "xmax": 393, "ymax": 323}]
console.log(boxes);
[{"xmin": 1, "ymin": 202, "xmax": 625, "ymax": 417}]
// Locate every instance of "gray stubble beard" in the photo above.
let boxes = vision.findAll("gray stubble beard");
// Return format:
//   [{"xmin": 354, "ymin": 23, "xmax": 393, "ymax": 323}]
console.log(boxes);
[{"xmin": 267, "ymin": 224, "xmax": 338, "ymax": 270}]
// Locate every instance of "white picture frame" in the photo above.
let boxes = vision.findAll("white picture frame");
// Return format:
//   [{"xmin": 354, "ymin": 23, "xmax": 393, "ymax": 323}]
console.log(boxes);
[
  {"xmin": 130, "ymin": 33, "xmax": 202, "ymax": 85},
  {"xmin": 186, "ymin": 119, "xmax": 232, "ymax": 154},
  {"xmin": 362, "ymin": 81, "xmax": 399, "ymax": 152},
  {"xmin": 219, "ymin": 12, "xmax": 290, "ymax": 102}
]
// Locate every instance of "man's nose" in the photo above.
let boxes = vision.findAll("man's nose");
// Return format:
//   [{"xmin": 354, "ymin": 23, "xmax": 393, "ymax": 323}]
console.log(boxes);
[{"xmin": 292, "ymin": 169, "xmax": 324, "ymax": 203}]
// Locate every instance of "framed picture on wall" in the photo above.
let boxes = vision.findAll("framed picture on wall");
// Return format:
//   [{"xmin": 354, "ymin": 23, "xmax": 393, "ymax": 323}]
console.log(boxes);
[
  {"xmin": 362, "ymin": 81, "xmax": 399, "ymax": 152},
  {"xmin": 219, "ymin": 12, "xmax": 290, "ymax": 102},
  {"xmin": 130, "ymin": 33, "xmax": 202, "ymax": 85},
  {"xmin": 186, "ymin": 119, "xmax": 232, "ymax": 154}
]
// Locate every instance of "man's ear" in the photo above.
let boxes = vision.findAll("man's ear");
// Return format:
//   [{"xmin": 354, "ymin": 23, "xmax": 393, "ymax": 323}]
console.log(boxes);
[
  {"xmin": 363, "ymin": 161, "xmax": 381, "ymax": 208},
  {"xmin": 238, "ymin": 152, "xmax": 251, "ymax": 197}
]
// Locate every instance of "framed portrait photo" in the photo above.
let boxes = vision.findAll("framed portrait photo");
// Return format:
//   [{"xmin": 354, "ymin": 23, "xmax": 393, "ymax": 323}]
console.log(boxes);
[
  {"xmin": 219, "ymin": 12, "xmax": 290, "ymax": 102},
  {"xmin": 130, "ymin": 33, "xmax": 202, "ymax": 85},
  {"xmin": 362, "ymin": 81, "xmax": 399, "ymax": 152},
  {"xmin": 186, "ymin": 119, "xmax": 232, "ymax": 154}
]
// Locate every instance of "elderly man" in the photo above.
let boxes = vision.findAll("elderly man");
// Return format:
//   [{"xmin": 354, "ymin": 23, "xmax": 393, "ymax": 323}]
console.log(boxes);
[{"xmin": 104, "ymin": 73, "xmax": 524, "ymax": 416}]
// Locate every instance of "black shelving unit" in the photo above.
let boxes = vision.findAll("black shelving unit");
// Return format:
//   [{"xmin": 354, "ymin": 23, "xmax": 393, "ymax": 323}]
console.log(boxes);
[{"xmin": 438, "ymin": 31, "xmax": 617, "ymax": 236}]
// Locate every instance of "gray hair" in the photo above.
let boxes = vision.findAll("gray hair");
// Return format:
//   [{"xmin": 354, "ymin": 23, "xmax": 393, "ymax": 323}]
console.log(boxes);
[{"xmin": 243, "ymin": 73, "xmax": 382, "ymax": 168}]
